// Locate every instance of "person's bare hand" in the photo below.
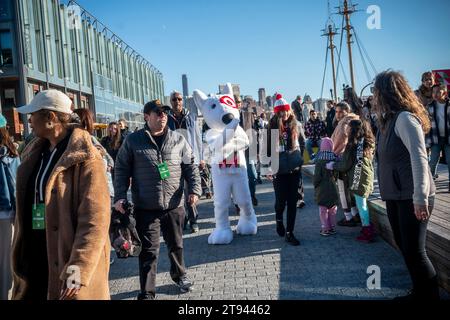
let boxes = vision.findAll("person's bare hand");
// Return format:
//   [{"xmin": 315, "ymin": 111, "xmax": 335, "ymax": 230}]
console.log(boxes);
[
  {"xmin": 414, "ymin": 204, "xmax": 430, "ymax": 222},
  {"xmin": 60, "ymin": 287, "xmax": 80, "ymax": 300},
  {"xmin": 114, "ymin": 199, "xmax": 126, "ymax": 214},
  {"xmin": 188, "ymin": 194, "xmax": 199, "ymax": 206},
  {"xmin": 266, "ymin": 175, "xmax": 274, "ymax": 181}
]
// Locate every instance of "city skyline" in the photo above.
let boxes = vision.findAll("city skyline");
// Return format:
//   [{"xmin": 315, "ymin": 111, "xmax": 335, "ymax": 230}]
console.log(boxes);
[{"xmin": 72, "ymin": 0, "xmax": 449, "ymax": 103}]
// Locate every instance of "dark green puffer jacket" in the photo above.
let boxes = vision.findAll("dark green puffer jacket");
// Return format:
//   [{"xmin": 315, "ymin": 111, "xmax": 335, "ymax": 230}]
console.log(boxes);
[{"xmin": 334, "ymin": 144, "xmax": 374, "ymax": 198}]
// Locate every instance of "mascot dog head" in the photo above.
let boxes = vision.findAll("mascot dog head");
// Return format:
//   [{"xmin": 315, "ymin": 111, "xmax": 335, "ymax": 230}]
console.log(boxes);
[{"xmin": 193, "ymin": 83, "xmax": 240, "ymax": 130}]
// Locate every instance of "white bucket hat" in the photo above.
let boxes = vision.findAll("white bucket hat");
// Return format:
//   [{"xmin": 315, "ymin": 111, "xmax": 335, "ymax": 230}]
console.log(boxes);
[{"xmin": 16, "ymin": 90, "xmax": 73, "ymax": 115}]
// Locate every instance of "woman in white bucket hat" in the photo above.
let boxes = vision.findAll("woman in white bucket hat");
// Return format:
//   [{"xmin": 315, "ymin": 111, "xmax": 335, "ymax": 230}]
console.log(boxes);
[{"xmin": 11, "ymin": 90, "xmax": 111, "ymax": 300}]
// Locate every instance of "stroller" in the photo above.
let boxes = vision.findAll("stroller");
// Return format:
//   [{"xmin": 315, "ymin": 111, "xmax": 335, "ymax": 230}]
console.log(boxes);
[{"xmin": 110, "ymin": 200, "xmax": 142, "ymax": 259}]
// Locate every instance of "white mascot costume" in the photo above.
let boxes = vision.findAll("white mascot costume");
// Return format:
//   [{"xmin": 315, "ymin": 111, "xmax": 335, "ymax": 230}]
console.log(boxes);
[{"xmin": 193, "ymin": 83, "xmax": 258, "ymax": 245}]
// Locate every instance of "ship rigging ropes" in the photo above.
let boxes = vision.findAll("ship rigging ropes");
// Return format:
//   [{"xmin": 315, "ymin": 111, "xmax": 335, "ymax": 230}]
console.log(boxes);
[
  {"xmin": 335, "ymin": 15, "xmax": 349, "ymax": 92},
  {"xmin": 322, "ymin": 2, "xmax": 378, "ymax": 99},
  {"xmin": 320, "ymin": 35, "xmax": 330, "ymax": 99}
]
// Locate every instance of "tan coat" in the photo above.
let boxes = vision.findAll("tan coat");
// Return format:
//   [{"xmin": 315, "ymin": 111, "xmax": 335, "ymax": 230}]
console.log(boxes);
[{"xmin": 12, "ymin": 127, "xmax": 111, "ymax": 300}]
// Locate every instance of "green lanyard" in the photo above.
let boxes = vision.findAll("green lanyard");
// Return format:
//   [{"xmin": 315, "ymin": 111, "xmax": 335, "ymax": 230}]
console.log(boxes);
[{"xmin": 32, "ymin": 148, "xmax": 57, "ymax": 230}]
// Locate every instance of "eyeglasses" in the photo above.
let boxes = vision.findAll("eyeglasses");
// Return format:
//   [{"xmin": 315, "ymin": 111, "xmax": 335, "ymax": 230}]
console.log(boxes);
[
  {"xmin": 154, "ymin": 110, "xmax": 168, "ymax": 117},
  {"xmin": 172, "ymin": 98, "xmax": 183, "ymax": 102}
]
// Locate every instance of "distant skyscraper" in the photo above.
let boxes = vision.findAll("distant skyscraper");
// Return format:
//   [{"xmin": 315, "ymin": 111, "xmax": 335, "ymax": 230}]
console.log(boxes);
[
  {"xmin": 219, "ymin": 84, "xmax": 240, "ymax": 98},
  {"xmin": 182, "ymin": 74, "xmax": 189, "ymax": 97},
  {"xmin": 266, "ymin": 96, "xmax": 273, "ymax": 109},
  {"xmin": 258, "ymin": 88, "xmax": 266, "ymax": 108}
]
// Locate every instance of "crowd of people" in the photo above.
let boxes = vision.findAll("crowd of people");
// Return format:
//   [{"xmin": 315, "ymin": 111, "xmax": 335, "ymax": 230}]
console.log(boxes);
[{"xmin": 0, "ymin": 69, "xmax": 448, "ymax": 301}]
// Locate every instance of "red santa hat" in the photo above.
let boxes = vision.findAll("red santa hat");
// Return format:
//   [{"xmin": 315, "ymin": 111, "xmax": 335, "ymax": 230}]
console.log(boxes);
[{"xmin": 273, "ymin": 94, "xmax": 291, "ymax": 113}]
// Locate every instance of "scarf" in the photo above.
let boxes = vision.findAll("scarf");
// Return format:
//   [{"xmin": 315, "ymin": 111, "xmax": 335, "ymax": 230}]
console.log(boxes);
[{"xmin": 350, "ymin": 138, "xmax": 364, "ymax": 191}]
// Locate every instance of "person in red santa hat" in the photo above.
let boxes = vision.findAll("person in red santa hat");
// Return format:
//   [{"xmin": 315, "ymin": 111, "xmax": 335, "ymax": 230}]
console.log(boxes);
[{"xmin": 261, "ymin": 94, "xmax": 306, "ymax": 246}]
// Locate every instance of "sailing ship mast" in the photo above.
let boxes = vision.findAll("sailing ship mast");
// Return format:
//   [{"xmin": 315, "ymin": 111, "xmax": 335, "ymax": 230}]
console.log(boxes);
[{"xmin": 337, "ymin": 0, "xmax": 358, "ymax": 91}]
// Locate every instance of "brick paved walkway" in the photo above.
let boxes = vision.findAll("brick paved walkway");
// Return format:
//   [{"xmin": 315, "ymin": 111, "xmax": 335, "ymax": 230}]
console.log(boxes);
[{"xmin": 109, "ymin": 176, "xmax": 419, "ymax": 300}]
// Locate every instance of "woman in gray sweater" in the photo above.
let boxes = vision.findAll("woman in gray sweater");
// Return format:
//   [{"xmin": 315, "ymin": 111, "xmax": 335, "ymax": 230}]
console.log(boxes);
[{"xmin": 373, "ymin": 70, "xmax": 439, "ymax": 300}]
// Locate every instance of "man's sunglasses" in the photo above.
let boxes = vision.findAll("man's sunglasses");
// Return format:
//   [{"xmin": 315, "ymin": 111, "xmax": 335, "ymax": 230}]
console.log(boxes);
[
  {"xmin": 154, "ymin": 110, "xmax": 168, "ymax": 117},
  {"xmin": 172, "ymin": 98, "xmax": 183, "ymax": 102}
]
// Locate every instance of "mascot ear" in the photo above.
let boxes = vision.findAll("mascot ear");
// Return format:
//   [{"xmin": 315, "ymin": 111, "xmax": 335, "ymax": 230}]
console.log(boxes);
[
  {"xmin": 193, "ymin": 89, "xmax": 208, "ymax": 110},
  {"xmin": 223, "ymin": 83, "xmax": 233, "ymax": 95}
]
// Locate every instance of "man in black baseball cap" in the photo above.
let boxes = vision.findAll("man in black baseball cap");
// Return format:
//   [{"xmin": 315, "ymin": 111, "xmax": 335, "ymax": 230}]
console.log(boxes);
[
  {"xmin": 114, "ymin": 98, "xmax": 201, "ymax": 300},
  {"xmin": 143, "ymin": 99, "xmax": 171, "ymax": 115}
]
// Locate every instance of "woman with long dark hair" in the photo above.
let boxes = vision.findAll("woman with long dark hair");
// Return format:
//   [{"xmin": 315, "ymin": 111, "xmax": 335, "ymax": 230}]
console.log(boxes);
[
  {"xmin": 0, "ymin": 115, "xmax": 20, "ymax": 300},
  {"xmin": 344, "ymin": 86, "xmax": 363, "ymax": 116},
  {"xmin": 101, "ymin": 122, "xmax": 122, "ymax": 162},
  {"xmin": 328, "ymin": 119, "xmax": 375, "ymax": 242},
  {"xmin": 263, "ymin": 94, "xmax": 305, "ymax": 246},
  {"xmin": 373, "ymin": 70, "xmax": 439, "ymax": 300}
]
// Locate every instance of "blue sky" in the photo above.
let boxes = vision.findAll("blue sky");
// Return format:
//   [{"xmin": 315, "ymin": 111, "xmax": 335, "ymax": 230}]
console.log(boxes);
[{"xmin": 73, "ymin": 0, "xmax": 450, "ymax": 103}]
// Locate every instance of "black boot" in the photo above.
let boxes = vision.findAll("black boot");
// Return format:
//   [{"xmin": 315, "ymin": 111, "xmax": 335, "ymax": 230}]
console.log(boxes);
[
  {"xmin": 276, "ymin": 220, "xmax": 285, "ymax": 237},
  {"xmin": 285, "ymin": 232, "xmax": 300, "ymax": 246}
]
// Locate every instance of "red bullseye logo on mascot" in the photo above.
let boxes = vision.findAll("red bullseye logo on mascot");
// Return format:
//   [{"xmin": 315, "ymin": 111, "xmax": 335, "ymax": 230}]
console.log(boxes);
[{"xmin": 220, "ymin": 96, "xmax": 237, "ymax": 109}]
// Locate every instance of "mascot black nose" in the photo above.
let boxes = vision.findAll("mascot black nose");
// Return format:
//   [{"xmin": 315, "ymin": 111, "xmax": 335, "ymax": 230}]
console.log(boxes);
[{"xmin": 222, "ymin": 113, "xmax": 235, "ymax": 125}]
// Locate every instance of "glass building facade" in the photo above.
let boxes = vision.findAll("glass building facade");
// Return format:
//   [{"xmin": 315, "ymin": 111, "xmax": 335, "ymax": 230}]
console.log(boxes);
[{"xmin": 0, "ymin": 0, "xmax": 164, "ymax": 137}]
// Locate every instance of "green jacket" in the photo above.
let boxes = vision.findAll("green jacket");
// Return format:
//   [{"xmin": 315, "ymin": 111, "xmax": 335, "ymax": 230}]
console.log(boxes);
[
  {"xmin": 313, "ymin": 159, "xmax": 340, "ymax": 209},
  {"xmin": 334, "ymin": 145, "xmax": 374, "ymax": 198}
]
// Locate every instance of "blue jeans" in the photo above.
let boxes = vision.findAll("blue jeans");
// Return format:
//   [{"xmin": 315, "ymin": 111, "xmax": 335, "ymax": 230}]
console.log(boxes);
[
  {"xmin": 429, "ymin": 137, "xmax": 450, "ymax": 179},
  {"xmin": 306, "ymin": 139, "xmax": 321, "ymax": 160}
]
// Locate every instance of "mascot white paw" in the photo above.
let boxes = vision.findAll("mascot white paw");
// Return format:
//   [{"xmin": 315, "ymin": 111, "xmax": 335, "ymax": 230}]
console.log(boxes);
[{"xmin": 208, "ymin": 227, "xmax": 234, "ymax": 245}]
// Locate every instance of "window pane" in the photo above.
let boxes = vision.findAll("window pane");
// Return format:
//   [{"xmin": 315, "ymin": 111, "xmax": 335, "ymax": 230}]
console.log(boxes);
[{"xmin": 0, "ymin": 30, "xmax": 13, "ymax": 66}]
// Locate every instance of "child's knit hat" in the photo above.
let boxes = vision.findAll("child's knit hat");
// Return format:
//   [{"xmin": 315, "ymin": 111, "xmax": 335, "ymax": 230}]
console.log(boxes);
[{"xmin": 320, "ymin": 137, "xmax": 334, "ymax": 152}]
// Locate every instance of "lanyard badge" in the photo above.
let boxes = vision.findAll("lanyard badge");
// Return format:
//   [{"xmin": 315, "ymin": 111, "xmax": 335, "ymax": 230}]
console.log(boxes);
[
  {"xmin": 32, "ymin": 203, "xmax": 46, "ymax": 230},
  {"xmin": 157, "ymin": 161, "xmax": 170, "ymax": 180}
]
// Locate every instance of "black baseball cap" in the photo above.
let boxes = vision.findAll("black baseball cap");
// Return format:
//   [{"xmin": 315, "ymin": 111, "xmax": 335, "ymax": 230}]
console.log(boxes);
[{"xmin": 144, "ymin": 99, "xmax": 171, "ymax": 114}]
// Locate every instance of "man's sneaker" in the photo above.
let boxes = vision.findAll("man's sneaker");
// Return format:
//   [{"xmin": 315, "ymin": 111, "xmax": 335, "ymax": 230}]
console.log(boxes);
[
  {"xmin": 190, "ymin": 223, "xmax": 199, "ymax": 234},
  {"xmin": 320, "ymin": 230, "xmax": 331, "ymax": 237},
  {"xmin": 137, "ymin": 292, "xmax": 156, "ymax": 300},
  {"xmin": 337, "ymin": 217, "xmax": 358, "ymax": 227},
  {"xmin": 175, "ymin": 276, "xmax": 194, "ymax": 293},
  {"xmin": 285, "ymin": 232, "xmax": 300, "ymax": 246},
  {"xmin": 329, "ymin": 228, "xmax": 337, "ymax": 235},
  {"xmin": 252, "ymin": 196, "xmax": 258, "ymax": 207},
  {"xmin": 297, "ymin": 200, "xmax": 306, "ymax": 209}
]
